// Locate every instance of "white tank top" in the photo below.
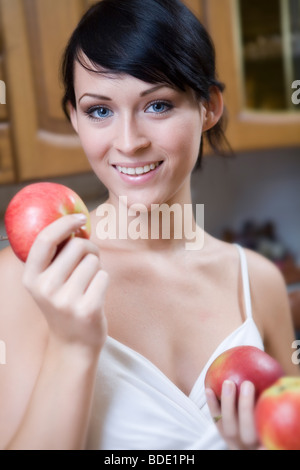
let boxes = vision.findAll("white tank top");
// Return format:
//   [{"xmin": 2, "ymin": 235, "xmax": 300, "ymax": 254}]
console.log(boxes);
[{"xmin": 86, "ymin": 245, "xmax": 264, "ymax": 450}]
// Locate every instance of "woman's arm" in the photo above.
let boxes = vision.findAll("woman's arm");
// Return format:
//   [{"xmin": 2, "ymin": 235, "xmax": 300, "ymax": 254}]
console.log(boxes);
[
  {"xmin": 3, "ymin": 214, "xmax": 108, "ymax": 450},
  {"xmin": 8, "ymin": 337, "xmax": 103, "ymax": 450}
]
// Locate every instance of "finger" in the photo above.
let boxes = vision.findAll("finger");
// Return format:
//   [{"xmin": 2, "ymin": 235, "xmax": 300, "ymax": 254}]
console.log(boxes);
[
  {"xmin": 26, "ymin": 214, "xmax": 88, "ymax": 275},
  {"xmin": 76, "ymin": 270, "xmax": 109, "ymax": 349},
  {"xmin": 41, "ymin": 238, "xmax": 100, "ymax": 293},
  {"xmin": 62, "ymin": 253, "xmax": 101, "ymax": 296},
  {"xmin": 80, "ymin": 270, "xmax": 109, "ymax": 315},
  {"xmin": 205, "ymin": 388, "xmax": 222, "ymax": 424},
  {"xmin": 220, "ymin": 380, "xmax": 238, "ymax": 439},
  {"xmin": 238, "ymin": 381, "xmax": 258, "ymax": 447}
]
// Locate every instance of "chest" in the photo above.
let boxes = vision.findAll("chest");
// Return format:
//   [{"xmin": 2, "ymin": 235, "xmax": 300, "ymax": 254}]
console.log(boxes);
[{"xmin": 102, "ymin": 252, "xmax": 243, "ymax": 395}]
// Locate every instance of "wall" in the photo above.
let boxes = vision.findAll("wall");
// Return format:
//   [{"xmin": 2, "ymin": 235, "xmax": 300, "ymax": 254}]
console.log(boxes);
[{"xmin": 191, "ymin": 146, "xmax": 300, "ymax": 261}]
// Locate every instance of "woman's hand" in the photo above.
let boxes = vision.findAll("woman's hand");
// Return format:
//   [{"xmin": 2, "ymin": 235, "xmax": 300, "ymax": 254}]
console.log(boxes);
[
  {"xmin": 205, "ymin": 381, "xmax": 263, "ymax": 450},
  {"xmin": 22, "ymin": 213, "xmax": 109, "ymax": 354}
]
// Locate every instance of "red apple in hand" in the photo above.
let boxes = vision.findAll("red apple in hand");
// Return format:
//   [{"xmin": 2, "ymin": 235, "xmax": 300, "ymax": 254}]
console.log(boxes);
[
  {"xmin": 204, "ymin": 346, "xmax": 284, "ymax": 402},
  {"xmin": 4, "ymin": 182, "xmax": 91, "ymax": 262},
  {"xmin": 255, "ymin": 377, "xmax": 300, "ymax": 450}
]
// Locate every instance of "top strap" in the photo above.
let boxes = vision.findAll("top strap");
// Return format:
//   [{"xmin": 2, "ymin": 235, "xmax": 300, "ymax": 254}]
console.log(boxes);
[{"xmin": 235, "ymin": 244, "xmax": 253, "ymax": 320}]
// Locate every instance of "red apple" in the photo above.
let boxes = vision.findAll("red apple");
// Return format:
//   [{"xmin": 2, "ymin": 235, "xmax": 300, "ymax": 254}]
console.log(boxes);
[
  {"xmin": 255, "ymin": 377, "xmax": 300, "ymax": 450},
  {"xmin": 204, "ymin": 346, "xmax": 284, "ymax": 402},
  {"xmin": 4, "ymin": 182, "xmax": 91, "ymax": 262}
]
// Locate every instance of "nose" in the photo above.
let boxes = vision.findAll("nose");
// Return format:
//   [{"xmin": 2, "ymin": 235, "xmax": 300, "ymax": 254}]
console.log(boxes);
[{"xmin": 113, "ymin": 113, "xmax": 150, "ymax": 155}]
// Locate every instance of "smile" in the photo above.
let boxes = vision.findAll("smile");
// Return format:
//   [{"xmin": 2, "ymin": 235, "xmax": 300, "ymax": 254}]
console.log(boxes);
[{"xmin": 115, "ymin": 162, "xmax": 162, "ymax": 176}]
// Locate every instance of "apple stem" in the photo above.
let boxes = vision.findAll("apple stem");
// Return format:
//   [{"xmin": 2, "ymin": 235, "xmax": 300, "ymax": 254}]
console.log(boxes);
[{"xmin": 0, "ymin": 235, "xmax": 8, "ymax": 241}]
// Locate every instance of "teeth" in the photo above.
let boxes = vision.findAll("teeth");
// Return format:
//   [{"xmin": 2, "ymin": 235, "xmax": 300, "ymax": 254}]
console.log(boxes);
[{"xmin": 116, "ymin": 162, "xmax": 160, "ymax": 176}]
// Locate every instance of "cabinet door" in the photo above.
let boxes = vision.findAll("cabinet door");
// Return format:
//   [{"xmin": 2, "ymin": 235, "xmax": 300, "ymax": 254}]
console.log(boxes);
[
  {"xmin": 206, "ymin": 0, "xmax": 300, "ymax": 151},
  {"xmin": 0, "ymin": 0, "xmax": 96, "ymax": 182},
  {"xmin": 183, "ymin": 0, "xmax": 204, "ymax": 18},
  {"xmin": 0, "ymin": 22, "xmax": 15, "ymax": 183}
]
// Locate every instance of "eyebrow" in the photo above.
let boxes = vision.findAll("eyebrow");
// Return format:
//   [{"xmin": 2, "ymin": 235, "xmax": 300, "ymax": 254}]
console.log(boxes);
[
  {"xmin": 78, "ymin": 85, "xmax": 167, "ymax": 103},
  {"xmin": 79, "ymin": 93, "xmax": 111, "ymax": 103},
  {"xmin": 140, "ymin": 84, "xmax": 166, "ymax": 96}
]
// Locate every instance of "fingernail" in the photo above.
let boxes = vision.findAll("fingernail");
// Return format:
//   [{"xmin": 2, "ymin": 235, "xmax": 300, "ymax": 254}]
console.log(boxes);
[
  {"xmin": 241, "ymin": 381, "xmax": 254, "ymax": 396},
  {"xmin": 74, "ymin": 213, "xmax": 87, "ymax": 223},
  {"xmin": 223, "ymin": 380, "xmax": 234, "ymax": 396},
  {"xmin": 205, "ymin": 388, "xmax": 214, "ymax": 401}
]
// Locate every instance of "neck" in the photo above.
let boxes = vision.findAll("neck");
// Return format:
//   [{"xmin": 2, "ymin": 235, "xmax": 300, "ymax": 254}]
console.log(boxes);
[{"xmin": 93, "ymin": 188, "xmax": 205, "ymax": 253}]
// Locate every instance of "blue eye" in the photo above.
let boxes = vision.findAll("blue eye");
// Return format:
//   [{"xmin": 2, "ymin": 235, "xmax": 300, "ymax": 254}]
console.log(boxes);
[
  {"xmin": 146, "ymin": 101, "xmax": 173, "ymax": 114},
  {"xmin": 86, "ymin": 106, "xmax": 113, "ymax": 120}
]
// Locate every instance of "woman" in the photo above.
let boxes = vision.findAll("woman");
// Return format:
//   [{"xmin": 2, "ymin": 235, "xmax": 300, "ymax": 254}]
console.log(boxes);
[{"xmin": 0, "ymin": 0, "xmax": 298, "ymax": 450}]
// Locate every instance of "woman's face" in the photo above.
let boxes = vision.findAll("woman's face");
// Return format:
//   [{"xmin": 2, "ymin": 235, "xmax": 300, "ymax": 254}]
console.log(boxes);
[{"xmin": 70, "ymin": 61, "xmax": 206, "ymax": 209}]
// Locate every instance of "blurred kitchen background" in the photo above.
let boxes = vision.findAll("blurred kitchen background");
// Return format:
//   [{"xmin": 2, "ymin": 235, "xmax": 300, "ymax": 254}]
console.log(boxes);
[{"xmin": 0, "ymin": 0, "xmax": 300, "ymax": 334}]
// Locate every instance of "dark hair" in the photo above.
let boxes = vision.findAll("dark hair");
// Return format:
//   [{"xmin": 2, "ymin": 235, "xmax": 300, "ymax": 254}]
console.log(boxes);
[{"xmin": 61, "ymin": 0, "xmax": 231, "ymax": 169}]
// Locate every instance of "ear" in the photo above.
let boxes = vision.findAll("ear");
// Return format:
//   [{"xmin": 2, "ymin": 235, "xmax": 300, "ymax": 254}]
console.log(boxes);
[
  {"xmin": 202, "ymin": 86, "xmax": 224, "ymax": 132},
  {"xmin": 69, "ymin": 102, "xmax": 79, "ymax": 134}
]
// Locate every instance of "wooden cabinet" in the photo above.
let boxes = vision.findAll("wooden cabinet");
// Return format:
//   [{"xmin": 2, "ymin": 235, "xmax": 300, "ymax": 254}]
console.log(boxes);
[
  {"xmin": 0, "ymin": 0, "xmax": 96, "ymax": 183},
  {"xmin": 204, "ymin": 0, "xmax": 300, "ymax": 151},
  {"xmin": 183, "ymin": 0, "xmax": 204, "ymax": 18},
  {"xmin": 0, "ymin": 0, "xmax": 299, "ymax": 184},
  {"xmin": 186, "ymin": 0, "xmax": 300, "ymax": 152},
  {"xmin": 0, "ymin": 21, "xmax": 14, "ymax": 183}
]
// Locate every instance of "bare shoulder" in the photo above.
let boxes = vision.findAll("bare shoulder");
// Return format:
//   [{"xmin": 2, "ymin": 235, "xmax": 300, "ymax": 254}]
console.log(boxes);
[
  {"xmin": 0, "ymin": 246, "xmax": 28, "ymax": 315},
  {"xmin": 243, "ymin": 247, "xmax": 299, "ymax": 375},
  {"xmin": 244, "ymin": 247, "xmax": 289, "ymax": 316},
  {"xmin": 0, "ymin": 244, "xmax": 48, "ymax": 347},
  {"xmin": 0, "ymin": 246, "xmax": 44, "ymax": 321},
  {"xmin": 244, "ymin": 246, "xmax": 287, "ymax": 291},
  {"xmin": 0, "ymin": 247, "xmax": 48, "ymax": 448},
  {"xmin": 204, "ymin": 239, "xmax": 299, "ymax": 375},
  {"xmin": 0, "ymin": 244, "xmax": 24, "ymax": 284}
]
